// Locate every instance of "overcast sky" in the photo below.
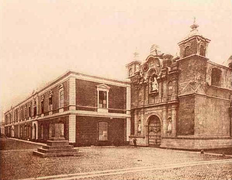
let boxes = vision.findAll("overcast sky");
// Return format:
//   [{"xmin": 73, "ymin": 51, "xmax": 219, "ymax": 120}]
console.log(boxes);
[{"xmin": 0, "ymin": 0, "xmax": 232, "ymax": 121}]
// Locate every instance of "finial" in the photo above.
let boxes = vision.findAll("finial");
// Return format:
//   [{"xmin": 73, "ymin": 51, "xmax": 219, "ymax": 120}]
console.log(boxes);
[
  {"xmin": 133, "ymin": 48, "xmax": 139, "ymax": 60},
  {"xmin": 150, "ymin": 44, "xmax": 159, "ymax": 55},
  {"xmin": 190, "ymin": 17, "xmax": 199, "ymax": 31}
]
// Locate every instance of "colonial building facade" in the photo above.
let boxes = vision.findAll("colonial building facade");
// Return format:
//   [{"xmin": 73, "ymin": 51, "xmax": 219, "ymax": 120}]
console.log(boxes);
[
  {"xmin": 4, "ymin": 22, "xmax": 232, "ymax": 150},
  {"xmin": 4, "ymin": 71, "xmax": 131, "ymax": 146},
  {"xmin": 127, "ymin": 22, "xmax": 232, "ymax": 149}
]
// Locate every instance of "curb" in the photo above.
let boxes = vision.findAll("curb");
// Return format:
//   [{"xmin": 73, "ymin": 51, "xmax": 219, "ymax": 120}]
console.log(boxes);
[{"xmin": 8, "ymin": 137, "xmax": 46, "ymax": 146}]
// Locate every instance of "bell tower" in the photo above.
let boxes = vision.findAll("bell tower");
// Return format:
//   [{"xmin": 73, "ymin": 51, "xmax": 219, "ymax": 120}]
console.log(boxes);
[
  {"xmin": 178, "ymin": 18, "xmax": 211, "ymax": 59},
  {"xmin": 126, "ymin": 51, "xmax": 141, "ymax": 78}
]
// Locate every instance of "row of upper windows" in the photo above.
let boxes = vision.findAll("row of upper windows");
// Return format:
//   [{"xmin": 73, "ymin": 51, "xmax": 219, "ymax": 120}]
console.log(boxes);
[{"xmin": 5, "ymin": 86, "xmax": 65, "ymax": 124}]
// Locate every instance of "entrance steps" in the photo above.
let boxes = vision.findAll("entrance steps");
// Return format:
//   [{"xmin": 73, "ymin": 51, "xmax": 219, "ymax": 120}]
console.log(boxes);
[{"xmin": 33, "ymin": 140, "xmax": 78, "ymax": 157}]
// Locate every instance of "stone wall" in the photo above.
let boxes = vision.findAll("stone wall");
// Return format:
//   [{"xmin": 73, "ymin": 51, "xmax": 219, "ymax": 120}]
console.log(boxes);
[
  {"xmin": 177, "ymin": 95, "xmax": 195, "ymax": 135},
  {"xmin": 194, "ymin": 94, "xmax": 231, "ymax": 137},
  {"xmin": 161, "ymin": 137, "xmax": 232, "ymax": 149}
]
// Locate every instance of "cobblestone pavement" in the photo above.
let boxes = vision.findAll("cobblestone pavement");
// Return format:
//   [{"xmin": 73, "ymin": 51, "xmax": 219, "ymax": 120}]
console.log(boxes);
[{"xmin": 0, "ymin": 138, "xmax": 232, "ymax": 180}]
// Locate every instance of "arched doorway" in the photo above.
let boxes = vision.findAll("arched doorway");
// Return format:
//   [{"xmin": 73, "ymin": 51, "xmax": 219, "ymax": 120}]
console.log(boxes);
[{"xmin": 148, "ymin": 115, "xmax": 161, "ymax": 146}]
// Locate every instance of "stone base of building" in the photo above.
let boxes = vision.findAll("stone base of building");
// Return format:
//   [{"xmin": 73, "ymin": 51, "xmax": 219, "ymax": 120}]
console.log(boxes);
[
  {"xmin": 129, "ymin": 135, "xmax": 147, "ymax": 146},
  {"xmin": 160, "ymin": 137, "xmax": 232, "ymax": 150}
]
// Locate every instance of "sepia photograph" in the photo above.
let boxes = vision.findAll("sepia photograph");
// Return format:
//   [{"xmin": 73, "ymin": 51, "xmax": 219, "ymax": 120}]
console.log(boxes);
[{"xmin": 0, "ymin": 0, "xmax": 232, "ymax": 179}]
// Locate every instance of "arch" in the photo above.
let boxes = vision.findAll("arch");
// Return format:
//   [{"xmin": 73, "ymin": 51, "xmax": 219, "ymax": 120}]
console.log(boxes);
[
  {"xmin": 200, "ymin": 45, "xmax": 206, "ymax": 56},
  {"xmin": 184, "ymin": 46, "xmax": 191, "ymax": 57},
  {"xmin": 147, "ymin": 115, "xmax": 162, "ymax": 146}
]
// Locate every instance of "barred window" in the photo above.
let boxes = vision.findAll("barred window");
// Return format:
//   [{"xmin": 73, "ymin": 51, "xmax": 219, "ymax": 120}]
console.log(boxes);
[
  {"xmin": 99, "ymin": 91, "xmax": 107, "ymax": 109},
  {"xmin": 59, "ymin": 89, "xmax": 64, "ymax": 108},
  {"xmin": 99, "ymin": 122, "xmax": 108, "ymax": 141}
]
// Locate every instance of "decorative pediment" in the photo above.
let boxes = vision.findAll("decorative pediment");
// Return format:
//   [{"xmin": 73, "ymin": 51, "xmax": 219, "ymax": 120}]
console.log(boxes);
[{"xmin": 97, "ymin": 84, "xmax": 110, "ymax": 91}]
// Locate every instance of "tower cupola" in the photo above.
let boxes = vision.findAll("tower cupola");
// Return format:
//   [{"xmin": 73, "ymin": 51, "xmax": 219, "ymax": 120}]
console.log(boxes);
[
  {"xmin": 126, "ymin": 51, "xmax": 141, "ymax": 78},
  {"xmin": 178, "ymin": 18, "xmax": 211, "ymax": 59}
]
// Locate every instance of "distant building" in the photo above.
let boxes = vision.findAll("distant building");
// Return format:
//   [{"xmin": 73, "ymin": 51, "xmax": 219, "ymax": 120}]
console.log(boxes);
[
  {"xmin": 127, "ymin": 21, "xmax": 232, "ymax": 149},
  {"xmin": 4, "ymin": 71, "xmax": 131, "ymax": 146},
  {"xmin": 0, "ymin": 121, "xmax": 4, "ymax": 135}
]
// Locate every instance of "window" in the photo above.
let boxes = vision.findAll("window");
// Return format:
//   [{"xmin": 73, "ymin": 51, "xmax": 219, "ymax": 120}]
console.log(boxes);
[
  {"xmin": 49, "ymin": 91, "xmax": 53, "ymax": 111},
  {"xmin": 168, "ymin": 81, "xmax": 173, "ymax": 100},
  {"xmin": 41, "ymin": 100, "xmax": 44, "ymax": 114},
  {"xmin": 99, "ymin": 122, "xmax": 108, "ymax": 141},
  {"xmin": 200, "ymin": 45, "xmax": 206, "ymax": 56},
  {"xmin": 184, "ymin": 46, "xmax": 191, "ymax": 57},
  {"xmin": 29, "ymin": 105, "xmax": 31, "ymax": 117},
  {"xmin": 97, "ymin": 84, "xmax": 110, "ymax": 112},
  {"xmin": 15, "ymin": 109, "xmax": 18, "ymax": 122},
  {"xmin": 24, "ymin": 105, "xmax": 27, "ymax": 118},
  {"xmin": 33, "ymin": 100, "xmax": 37, "ymax": 117},
  {"xmin": 211, "ymin": 68, "xmax": 222, "ymax": 86},
  {"xmin": 99, "ymin": 91, "xmax": 107, "ymax": 108},
  {"xmin": 59, "ymin": 89, "xmax": 64, "ymax": 108},
  {"xmin": 129, "ymin": 68, "xmax": 133, "ymax": 76},
  {"xmin": 21, "ymin": 107, "xmax": 23, "ymax": 121}
]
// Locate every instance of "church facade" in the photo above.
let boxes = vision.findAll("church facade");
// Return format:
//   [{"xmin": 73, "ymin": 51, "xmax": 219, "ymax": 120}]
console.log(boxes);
[{"xmin": 127, "ymin": 22, "xmax": 232, "ymax": 149}]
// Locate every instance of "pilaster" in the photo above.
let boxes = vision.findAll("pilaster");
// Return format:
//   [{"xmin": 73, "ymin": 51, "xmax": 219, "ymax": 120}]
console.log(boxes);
[
  {"xmin": 69, "ymin": 76, "xmax": 76, "ymax": 110},
  {"xmin": 69, "ymin": 114, "xmax": 76, "ymax": 143},
  {"xmin": 171, "ymin": 105, "xmax": 177, "ymax": 137}
]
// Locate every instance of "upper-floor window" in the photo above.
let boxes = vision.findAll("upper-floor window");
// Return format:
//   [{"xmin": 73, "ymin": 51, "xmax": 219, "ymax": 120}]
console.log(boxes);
[
  {"xmin": 9, "ymin": 113, "xmax": 12, "ymax": 124},
  {"xmin": 21, "ymin": 107, "xmax": 23, "ymax": 121},
  {"xmin": 33, "ymin": 100, "xmax": 37, "ymax": 117},
  {"xmin": 97, "ymin": 84, "xmax": 110, "ymax": 112},
  {"xmin": 99, "ymin": 91, "xmax": 107, "ymax": 108},
  {"xmin": 59, "ymin": 85, "xmax": 64, "ymax": 108},
  {"xmin": 24, "ymin": 105, "xmax": 27, "ymax": 119},
  {"xmin": 200, "ymin": 45, "xmax": 206, "ymax": 56},
  {"xmin": 211, "ymin": 68, "xmax": 222, "ymax": 86},
  {"xmin": 49, "ymin": 90, "xmax": 53, "ymax": 111},
  {"xmin": 5, "ymin": 115, "xmax": 8, "ymax": 124},
  {"xmin": 41, "ymin": 96, "xmax": 44, "ymax": 114},
  {"xmin": 15, "ymin": 109, "xmax": 18, "ymax": 122},
  {"xmin": 28, "ymin": 104, "xmax": 31, "ymax": 117},
  {"xmin": 99, "ymin": 122, "xmax": 108, "ymax": 141}
]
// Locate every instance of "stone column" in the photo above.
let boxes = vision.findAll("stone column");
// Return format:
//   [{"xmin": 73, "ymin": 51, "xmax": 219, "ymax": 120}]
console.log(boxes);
[
  {"xmin": 126, "ymin": 118, "xmax": 131, "ymax": 141},
  {"xmin": 162, "ymin": 106, "xmax": 167, "ymax": 137},
  {"xmin": 171, "ymin": 105, "xmax": 177, "ymax": 137},
  {"xmin": 69, "ymin": 114, "xmax": 76, "ymax": 143},
  {"xmin": 126, "ymin": 85, "xmax": 131, "ymax": 141},
  {"xmin": 134, "ymin": 110, "xmax": 138, "ymax": 135},
  {"xmin": 69, "ymin": 76, "xmax": 76, "ymax": 111}
]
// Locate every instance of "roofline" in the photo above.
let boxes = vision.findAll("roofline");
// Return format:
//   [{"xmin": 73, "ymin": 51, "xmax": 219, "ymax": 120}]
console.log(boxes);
[
  {"xmin": 4, "ymin": 70, "xmax": 130, "ymax": 114},
  {"xmin": 178, "ymin": 35, "xmax": 211, "ymax": 45},
  {"xmin": 208, "ymin": 60, "xmax": 231, "ymax": 70},
  {"xmin": 126, "ymin": 61, "xmax": 141, "ymax": 67}
]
